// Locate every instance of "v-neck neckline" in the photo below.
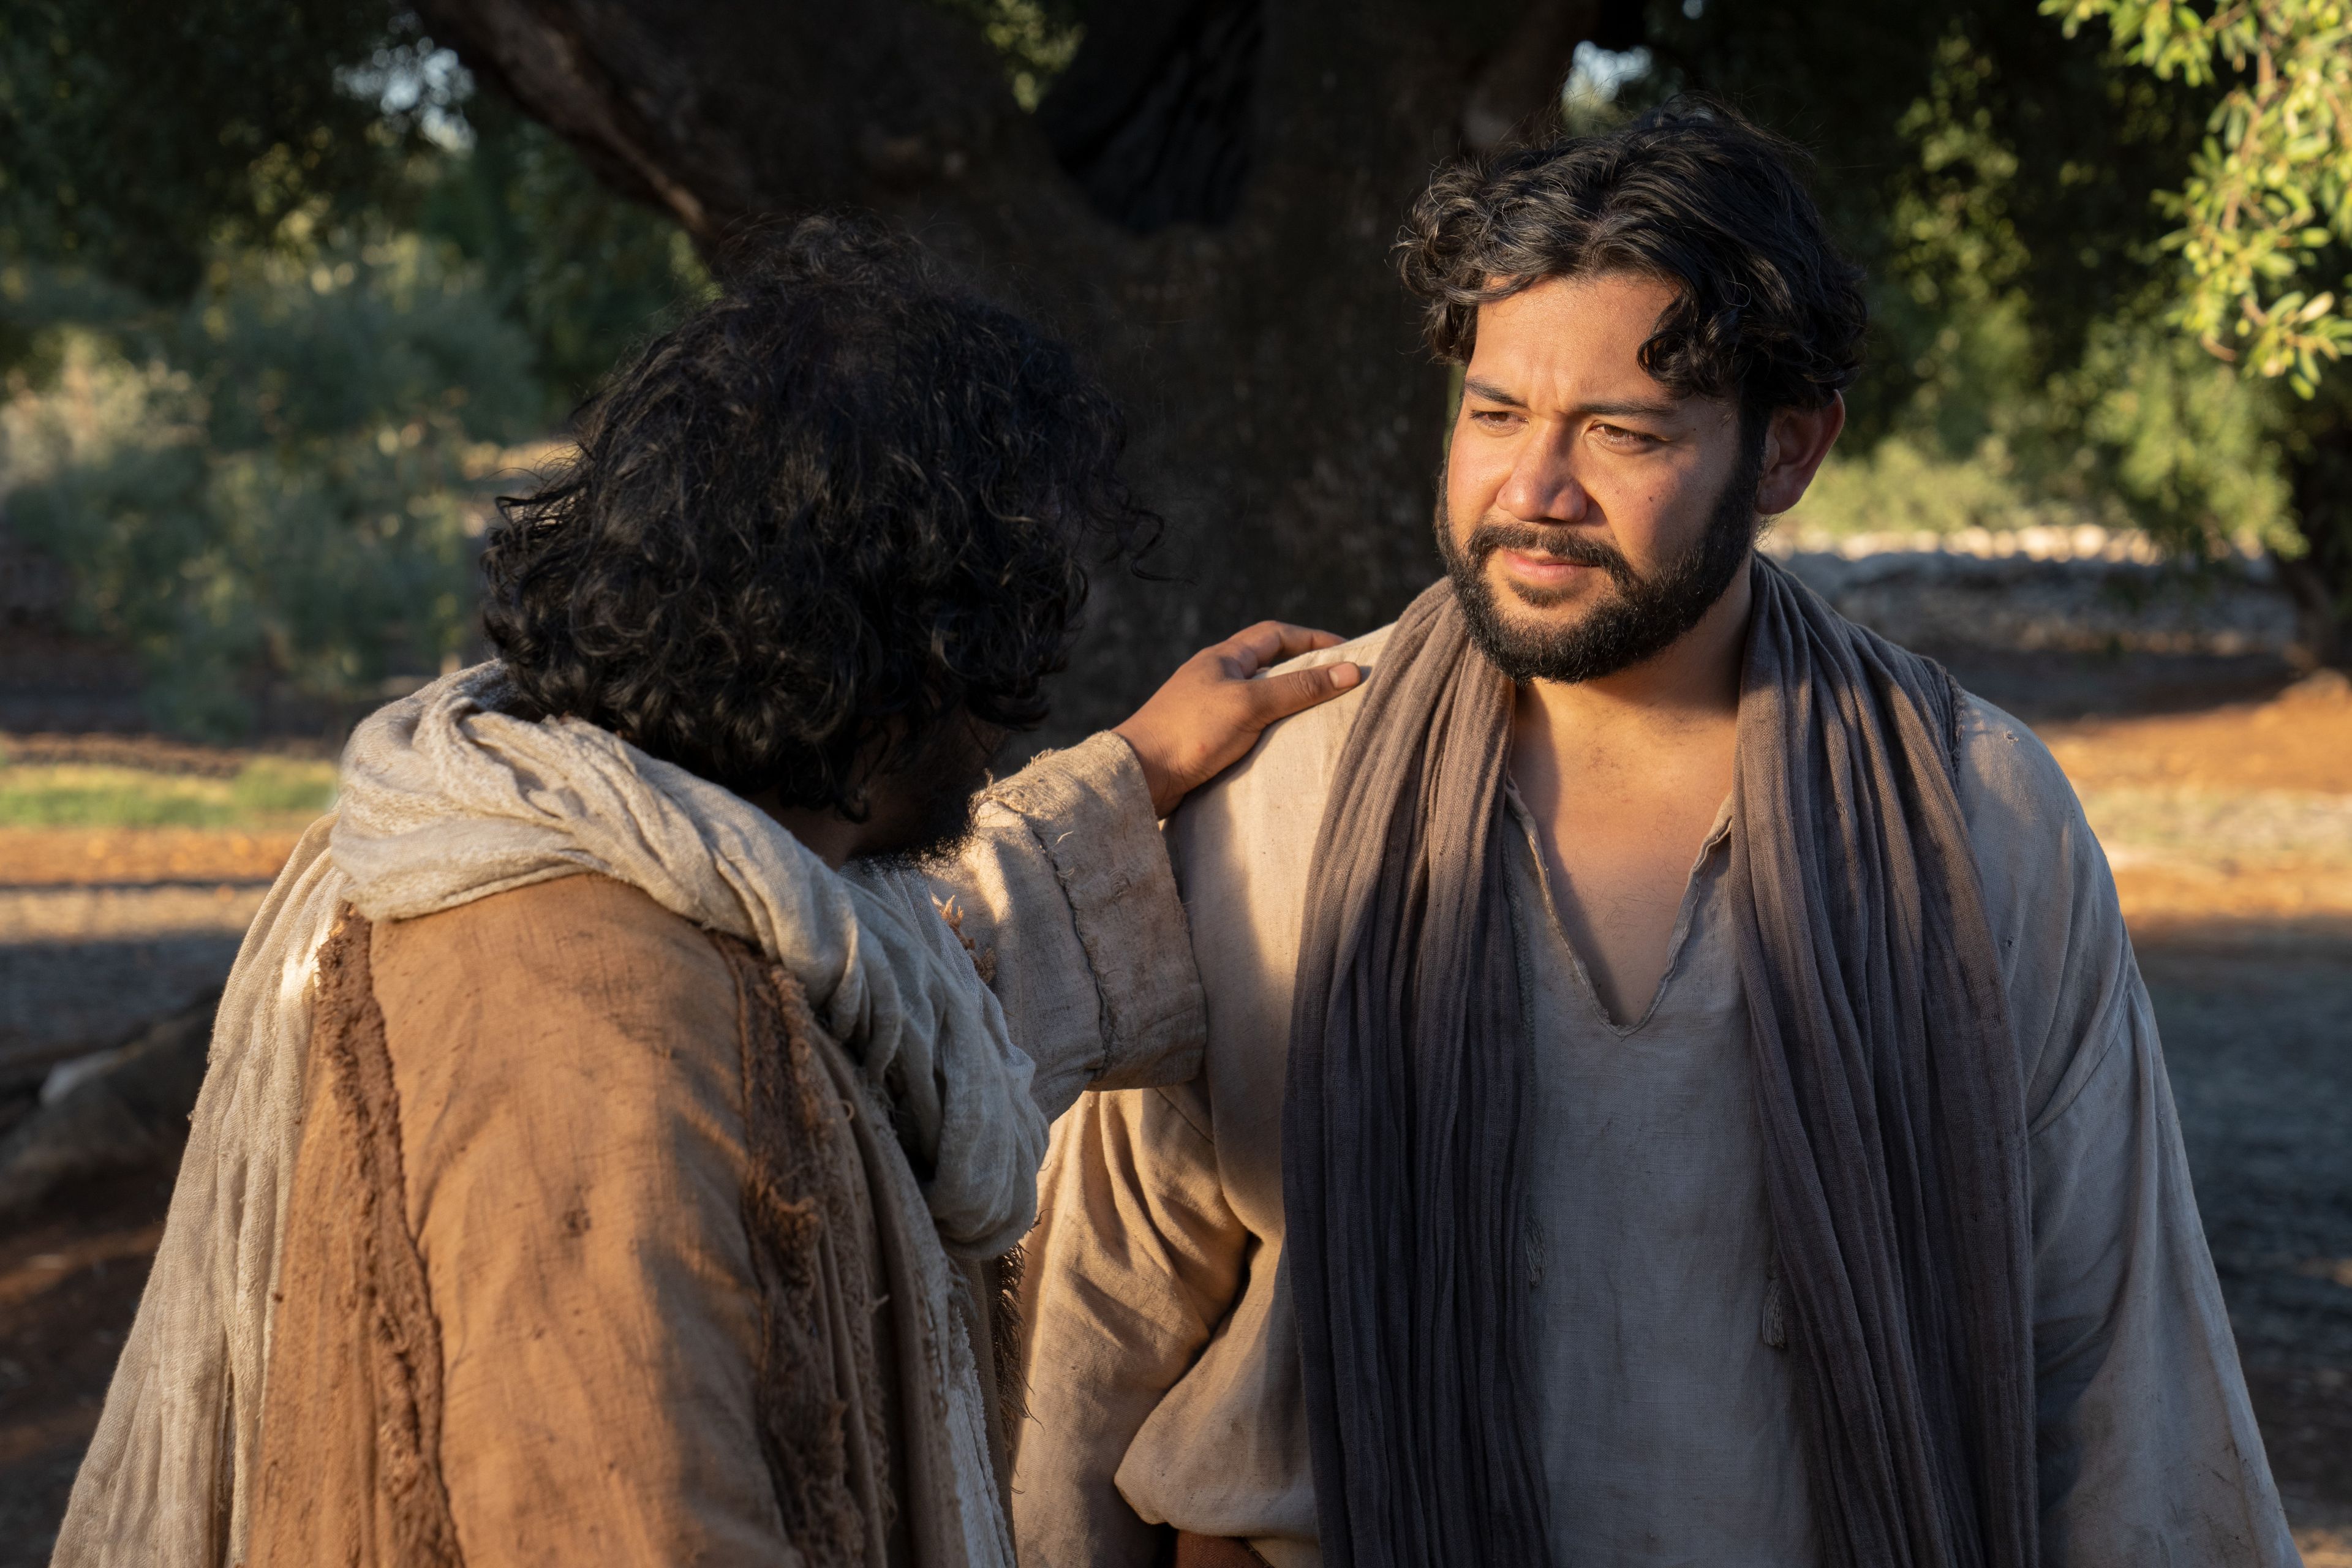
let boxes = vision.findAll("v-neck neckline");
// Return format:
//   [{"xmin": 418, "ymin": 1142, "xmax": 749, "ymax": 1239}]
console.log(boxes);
[{"xmin": 1501, "ymin": 783, "xmax": 1733, "ymax": 1038}]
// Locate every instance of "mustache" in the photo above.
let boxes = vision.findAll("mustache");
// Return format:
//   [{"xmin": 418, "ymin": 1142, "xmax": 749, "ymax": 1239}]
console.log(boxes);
[{"xmin": 1463, "ymin": 521, "xmax": 1638, "ymax": 588}]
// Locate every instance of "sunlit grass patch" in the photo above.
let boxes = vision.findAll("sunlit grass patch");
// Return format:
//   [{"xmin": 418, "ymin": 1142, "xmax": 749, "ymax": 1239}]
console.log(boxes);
[{"xmin": 0, "ymin": 756, "xmax": 337, "ymax": 829}]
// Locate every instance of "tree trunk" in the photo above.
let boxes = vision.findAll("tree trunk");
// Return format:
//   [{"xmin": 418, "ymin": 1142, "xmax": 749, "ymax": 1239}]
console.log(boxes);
[
  {"xmin": 414, "ymin": 0, "xmax": 1597, "ymax": 735},
  {"xmin": 2282, "ymin": 408, "xmax": 2352, "ymax": 669}
]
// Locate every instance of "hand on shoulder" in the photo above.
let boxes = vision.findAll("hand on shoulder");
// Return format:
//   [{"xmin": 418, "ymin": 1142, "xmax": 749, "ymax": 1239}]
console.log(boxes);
[{"xmin": 1114, "ymin": 621, "xmax": 1363, "ymax": 816}]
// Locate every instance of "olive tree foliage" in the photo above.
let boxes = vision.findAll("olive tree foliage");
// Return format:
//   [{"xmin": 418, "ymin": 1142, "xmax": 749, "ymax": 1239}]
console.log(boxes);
[
  {"xmin": 1616, "ymin": 0, "xmax": 2347, "ymax": 660},
  {"xmin": 0, "ymin": 0, "xmax": 428, "ymax": 305},
  {"xmin": 2040, "ymin": 0, "xmax": 2352, "ymax": 657},
  {"xmin": 2047, "ymin": 0, "xmax": 2352, "ymax": 393},
  {"xmin": 1643, "ymin": 4, "xmax": 2290, "ymax": 546}
]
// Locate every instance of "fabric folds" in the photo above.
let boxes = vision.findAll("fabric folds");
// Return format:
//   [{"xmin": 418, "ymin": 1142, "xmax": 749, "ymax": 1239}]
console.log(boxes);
[
  {"xmin": 245, "ymin": 912, "xmax": 463, "ymax": 1568},
  {"xmin": 1729, "ymin": 562, "xmax": 2037, "ymax": 1568},
  {"xmin": 1280, "ymin": 583, "xmax": 1549, "ymax": 1567},
  {"xmin": 56, "ymin": 663, "xmax": 1037, "ymax": 1568},
  {"xmin": 1281, "ymin": 559, "xmax": 2037, "ymax": 1568}
]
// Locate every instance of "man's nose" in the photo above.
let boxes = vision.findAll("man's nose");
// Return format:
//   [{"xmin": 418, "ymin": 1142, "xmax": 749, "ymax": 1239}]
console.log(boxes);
[{"xmin": 1495, "ymin": 437, "xmax": 1591, "ymax": 526}]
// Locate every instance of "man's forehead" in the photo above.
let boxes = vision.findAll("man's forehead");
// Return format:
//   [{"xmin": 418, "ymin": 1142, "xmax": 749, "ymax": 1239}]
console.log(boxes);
[{"xmin": 1467, "ymin": 271, "xmax": 1686, "ymax": 409}]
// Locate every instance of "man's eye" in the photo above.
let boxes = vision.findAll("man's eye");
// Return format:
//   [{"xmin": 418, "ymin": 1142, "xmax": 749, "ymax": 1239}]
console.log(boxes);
[
  {"xmin": 1469, "ymin": 408, "xmax": 1520, "ymax": 428},
  {"xmin": 1594, "ymin": 423, "xmax": 1658, "ymax": 447}
]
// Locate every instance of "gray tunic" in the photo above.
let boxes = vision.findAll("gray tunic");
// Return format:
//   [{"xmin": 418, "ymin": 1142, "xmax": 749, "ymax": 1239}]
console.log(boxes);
[{"xmin": 1010, "ymin": 622, "xmax": 2298, "ymax": 1568}]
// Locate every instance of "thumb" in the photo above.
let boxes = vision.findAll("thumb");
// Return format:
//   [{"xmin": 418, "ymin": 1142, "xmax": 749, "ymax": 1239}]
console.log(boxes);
[{"xmin": 1247, "ymin": 660, "xmax": 1362, "ymax": 729}]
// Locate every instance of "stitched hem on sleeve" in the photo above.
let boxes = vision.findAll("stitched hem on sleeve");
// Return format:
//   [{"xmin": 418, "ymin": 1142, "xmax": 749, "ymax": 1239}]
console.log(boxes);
[{"xmin": 985, "ymin": 732, "xmax": 1206, "ymax": 1088}]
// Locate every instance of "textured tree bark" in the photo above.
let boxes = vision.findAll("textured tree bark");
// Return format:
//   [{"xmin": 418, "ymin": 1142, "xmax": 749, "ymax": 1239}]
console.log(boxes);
[{"xmin": 415, "ymin": 0, "xmax": 1594, "ymax": 733}]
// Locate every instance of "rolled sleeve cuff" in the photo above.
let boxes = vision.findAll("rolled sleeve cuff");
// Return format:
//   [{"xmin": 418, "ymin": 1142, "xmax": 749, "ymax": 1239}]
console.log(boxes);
[{"xmin": 987, "ymin": 732, "xmax": 1207, "ymax": 1090}]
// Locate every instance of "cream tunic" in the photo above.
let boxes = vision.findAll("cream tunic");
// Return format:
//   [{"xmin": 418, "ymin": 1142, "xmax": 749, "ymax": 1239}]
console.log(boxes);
[{"xmin": 1009, "ymin": 624, "xmax": 2298, "ymax": 1568}]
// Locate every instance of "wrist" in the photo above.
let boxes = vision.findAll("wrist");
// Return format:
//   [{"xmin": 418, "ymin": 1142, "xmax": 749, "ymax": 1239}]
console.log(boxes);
[{"xmin": 1110, "ymin": 722, "xmax": 1183, "ymax": 818}]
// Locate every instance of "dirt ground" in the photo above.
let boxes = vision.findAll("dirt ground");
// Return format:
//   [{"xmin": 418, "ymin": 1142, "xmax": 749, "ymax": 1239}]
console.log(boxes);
[
  {"xmin": 0, "ymin": 827, "xmax": 306, "ymax": 888},
  {"xmin": 1, "ymin": 655, "xmax": 2347, "ymax": 1564},
  {"xmin": 0, "ymin": 1169, "xmax": 168, "ymax": 1556}
]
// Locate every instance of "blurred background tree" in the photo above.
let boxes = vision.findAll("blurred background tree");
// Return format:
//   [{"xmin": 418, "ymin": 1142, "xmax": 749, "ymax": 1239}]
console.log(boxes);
[
  {"xmin": 2041, "ymin": 0, "xmax": 2352, "ymax": 661},
  {"xmin": 0, "ymin": 1, "xmax": 704, "ymax": 735},
  {"xmin": 1, "ymin": 0, "xmax": 2346, "ymax": 744},
  {"xmin": 1, "ymin": 247, "xmax": 538, "ymax": 735}
]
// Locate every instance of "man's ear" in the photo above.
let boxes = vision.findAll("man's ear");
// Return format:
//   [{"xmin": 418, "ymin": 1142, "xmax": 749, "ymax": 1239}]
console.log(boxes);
[{"xmin": 1754, "ymin": 392, "xmax": 1845, "ymax": 517}]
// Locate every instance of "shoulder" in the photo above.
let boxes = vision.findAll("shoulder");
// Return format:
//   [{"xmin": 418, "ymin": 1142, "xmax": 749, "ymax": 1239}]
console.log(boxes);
[
  {"xmin": 373, "ymin": 872, "xmax": 733, "ymax": 999},
  {"xmin": 1170, "ymin": 622, "xmax": 1395, "ymax": 843},
  {"xmin": 1953, "ymin": 693, "xmax": 2087, "ymax": 842},
  {"xmin": 1950, "ymin": 692, "xmax": 2106, "ymax": 931},
  {"xmin": 1163, "ymin": 621, "xmax": 1393, "ymax": 920},
  {"xmin": 1948, "ymin": 692, "xmax": 2135, "ymax": 1124},
  {"xmin": 369, "ymin": 873, "xmax": 745, "ymax": 1102},
  {"xmin": 1159, "ymin": 625, "xmax": 1394, "ymax": 1114}
]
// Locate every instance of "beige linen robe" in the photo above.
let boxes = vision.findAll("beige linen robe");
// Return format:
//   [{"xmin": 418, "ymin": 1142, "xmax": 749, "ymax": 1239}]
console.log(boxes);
[{"xmin": 1010, "ymin": 624, "xmax": 2299, "ymax": 1568}]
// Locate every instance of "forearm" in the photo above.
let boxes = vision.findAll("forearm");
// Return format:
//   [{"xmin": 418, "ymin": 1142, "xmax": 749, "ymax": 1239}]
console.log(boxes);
[
  {"xmin": 1012, "ymin": 1085, "xmax": 1248, "ymax": 1565},
  {"xmin": 917, "ymin": 731, "xmax": 1207, "ymax": 1117}
]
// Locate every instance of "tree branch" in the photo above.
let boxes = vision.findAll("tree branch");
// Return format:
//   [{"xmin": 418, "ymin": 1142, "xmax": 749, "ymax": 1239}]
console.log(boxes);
[
  {"xmin": 1461, "ymin": 0, "xmax": 1599, "ymax": 149},
  {"xmin": 415, "ymin": 0, "xmax": 1042, "ymax": 239}
]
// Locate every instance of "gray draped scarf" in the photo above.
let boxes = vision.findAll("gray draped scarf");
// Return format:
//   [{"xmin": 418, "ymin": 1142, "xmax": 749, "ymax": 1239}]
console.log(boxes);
[{"xmin": 1281, "ymin": 558, "xmax": 2038, "ymax": 1568}]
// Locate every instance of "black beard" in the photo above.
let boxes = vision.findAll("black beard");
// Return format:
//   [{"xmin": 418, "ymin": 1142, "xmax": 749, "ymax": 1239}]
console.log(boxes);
[
  {"xmin": 865, "ymin": 777, "xmax": 984, "ymax": 868},
  {"xmin": 1437, "ymin": 437, "xmax": 1764, "ymax": 685},
  {"xmin": 856, "ymin": 720, "xmax": 1004, "ymax": 870}
]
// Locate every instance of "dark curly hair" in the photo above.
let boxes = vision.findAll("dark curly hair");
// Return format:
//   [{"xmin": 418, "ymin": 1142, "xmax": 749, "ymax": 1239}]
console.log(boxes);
[
  {"xmin": 1396, "ymin": 99, "xmax": 1867, "ymax": 415},
  {"xmin": 481, "ymin": 217, "xmax": 1155, "ymax": 818}
]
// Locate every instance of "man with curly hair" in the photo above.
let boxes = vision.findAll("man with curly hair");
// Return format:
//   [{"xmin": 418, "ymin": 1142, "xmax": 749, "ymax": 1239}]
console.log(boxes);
[
  {"xmin": 1011, "ymin": 105, "xmax": 2297, "ymax": 1567},
  {"xmin": 54, "ymin": 220, "xmax": 1359, "ymax": 1568}
]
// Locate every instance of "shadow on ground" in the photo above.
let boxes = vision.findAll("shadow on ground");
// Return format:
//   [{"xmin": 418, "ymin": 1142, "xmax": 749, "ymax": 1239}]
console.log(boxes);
[
  {"xmin": 2138, "ymin": 923, "xmax": 2352, "ymax": 1555},
  {"xmin": 1934, "ymin": 646, "xmax": 2303, "ymax": 726}
]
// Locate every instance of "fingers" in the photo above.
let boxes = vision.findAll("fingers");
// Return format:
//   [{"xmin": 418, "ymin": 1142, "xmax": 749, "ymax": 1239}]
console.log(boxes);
[
  {"xmin": 1247, "ymin": 660, "xmax": 1362, "ymax": 726},
  {"xmin": 1220, "ymin": 620, "xmax": 1346, "ymax": 674},
  {"xmin": 1275, "ymin": 624, "xmax": 1347, "ymax": 657}
]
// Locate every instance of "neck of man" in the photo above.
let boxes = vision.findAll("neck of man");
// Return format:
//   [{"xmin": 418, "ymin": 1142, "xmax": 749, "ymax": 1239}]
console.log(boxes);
[
  {"xmin": 1512, "ymin": 553, "xmax": 1754, "ymax": 749},
  {"xmin": 1504, "ymin": 556, "xmax": 1755, "ymax": 1023}
]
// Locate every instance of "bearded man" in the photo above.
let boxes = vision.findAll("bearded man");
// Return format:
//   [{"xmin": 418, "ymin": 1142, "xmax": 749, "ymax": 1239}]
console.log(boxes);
[
  {"xmin": 53, "ymin": 220, "xmax": 1357, "ymax": 1568},
  {"xmin": 1010, "ymin": 106, "xmax": 2297, "ymax": 1568}
]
